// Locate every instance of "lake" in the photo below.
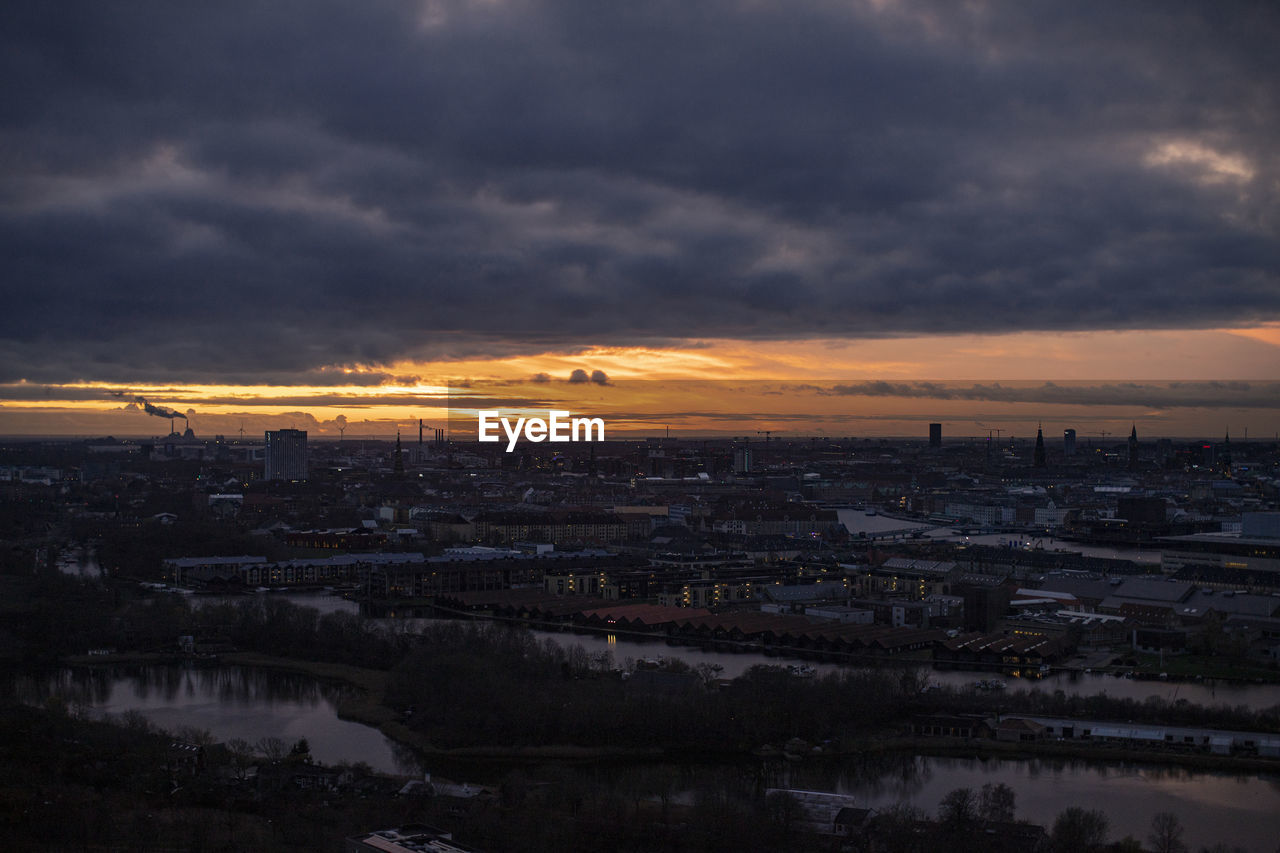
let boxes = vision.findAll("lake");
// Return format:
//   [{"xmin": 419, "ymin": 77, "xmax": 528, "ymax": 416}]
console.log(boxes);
[{"xmin": 9, "ymin": 665, "xmax": 417, "ymax": 775}]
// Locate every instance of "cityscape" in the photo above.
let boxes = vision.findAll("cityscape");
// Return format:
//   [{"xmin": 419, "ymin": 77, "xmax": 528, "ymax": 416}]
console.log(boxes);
[
  {"xmin": 3, "ymin": 1, "xmax": 1280, "ymax": 851},
  {"xmin": 3, "ymin": 418, "xmax": 1280, "ymax": 850}
]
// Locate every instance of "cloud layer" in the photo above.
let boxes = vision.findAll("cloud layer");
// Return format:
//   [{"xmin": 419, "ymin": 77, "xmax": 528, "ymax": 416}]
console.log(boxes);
[{"xmin": 3, "ymin": 0, "xmax": 1278, "ymax": 384}]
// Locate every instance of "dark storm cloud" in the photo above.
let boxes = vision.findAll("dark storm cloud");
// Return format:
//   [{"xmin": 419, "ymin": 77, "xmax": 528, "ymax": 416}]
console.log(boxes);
[
  {"xmin": 2, "ymin": 0, "xmax": 1278, "ymax": 383},
  {"xmin": 817, "ymin": 381, "xmax": 1280, "ymax": 409}
]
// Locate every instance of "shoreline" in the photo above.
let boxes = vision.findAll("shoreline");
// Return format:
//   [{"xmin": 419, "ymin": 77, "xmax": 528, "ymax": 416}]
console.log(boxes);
[{"xmin": 57, "ymin": 652, "xmax": 1279, "ymax": 774}]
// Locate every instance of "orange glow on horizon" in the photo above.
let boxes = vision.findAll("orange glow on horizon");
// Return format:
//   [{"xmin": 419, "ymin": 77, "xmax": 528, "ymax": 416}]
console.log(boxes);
[{"xmin": 2, "ymin": 325, "xmax": 1278, "ymax": 437}]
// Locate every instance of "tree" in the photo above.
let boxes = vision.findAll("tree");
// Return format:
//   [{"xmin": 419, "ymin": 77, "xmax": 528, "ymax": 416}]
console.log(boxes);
[
  {"xmin": 696, "ymin": 662, "xmax": 725, "ymax": 687},
  {"xmin": 978, "ymin": 782, "xmax": 1016, "ymax": 823},
  {"xmin": 1051, "ymin": 807, "xmax": 1109, "ymax": 852},
  {"xmin": 288, "ymin": 737, "xmax": 312, "ymax": 762},
  {"xmin": 255, "ymin": 736, "xmax": 287, "ymax": 761},
  {"xmin": 175, "ymin": 725, "xmax": 215, "ymax": 746},
  {"xmin": 938, "ymin": 788, "xmax": 981, "ymax": 853},
  {"xmin": 1148, "ymin": 812, "xmax": 1188, "ymax": 853},
  {"xmin": 938, "ymin": 787, "xmax": 978, "ymax": 827},
  {"xmin": 872, "ymin": 804, "xmax": 927, "ymax": 853},
  {"xmin": 226, "ymin": 738, "xmax": 255, "ymax": 781}
]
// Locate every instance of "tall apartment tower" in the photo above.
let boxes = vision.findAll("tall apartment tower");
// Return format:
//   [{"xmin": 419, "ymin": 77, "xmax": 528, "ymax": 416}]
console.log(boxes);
[
  {"xmin": 1063, "ymin": 428, "xmax": 1076, "ymax": 457},
  {"xmin": 928, "ymin": 423, "xmax": 942, "ymax": 448},
  {"xmin": 265, "ymin": 429, "xmax": 308, "ymax": 481}
]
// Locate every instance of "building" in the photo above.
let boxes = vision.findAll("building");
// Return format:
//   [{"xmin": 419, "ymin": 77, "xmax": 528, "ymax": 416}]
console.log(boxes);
[
  {"xmin": 1063, "ymin": 428, "xmax": 1076, "ymax": 457},
  {"xmin": 1159, "ymin": 511, "xmax": 1280, "ymax": 589},
  {"xmin": 346, "ymin": 825, "xmax": 478, "ymax": 853},
  {"xmin": 264, "ymin": 429, "xmax": 308, "ymax": 481},
  {"xmin": 929, "ymin": 423, "xmax": 942, "ymax": 448}
]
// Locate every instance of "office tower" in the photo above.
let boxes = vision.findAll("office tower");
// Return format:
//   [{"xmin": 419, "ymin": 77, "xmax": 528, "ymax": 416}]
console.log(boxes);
[
  {"xmin": 928, "ymin": 423, "xmax": 942, "ymax": 448},
  {"xmin": 265, "ymin": 429, "xmax": 308, "ymax": 481},
  {"xmin": 1063, "ymin": 428, "xmax": 1076, "ymax": 457}
]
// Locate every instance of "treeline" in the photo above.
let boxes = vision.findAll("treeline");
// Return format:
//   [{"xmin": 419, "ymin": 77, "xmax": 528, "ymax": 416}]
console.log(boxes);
[
  {"xmin": 93, "ymin": 516, "xmax": 291, "ymax": 579},
  {"xmin": 0, "ymin": 570, "xmax": 118, "ymax": 666},
  {"xmin": 384, "ymin": 621, "xmax": 917, "ymax": 751},
  {"xmin": 915, "ymin": 682, "xmax": 1280, "ymax": 735},
  {"xmin": 0, "ymin": 576, "xmax": 410, "ymax": 669},
  {"xmin": 0, "ymin": 700, "xmax": 444, "ymax": 851}
]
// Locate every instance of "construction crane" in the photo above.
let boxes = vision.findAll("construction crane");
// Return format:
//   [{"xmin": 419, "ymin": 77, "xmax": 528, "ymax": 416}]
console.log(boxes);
[{"xmin": 756, "ymin": 430, "xmax": 776, "ymax": 444}]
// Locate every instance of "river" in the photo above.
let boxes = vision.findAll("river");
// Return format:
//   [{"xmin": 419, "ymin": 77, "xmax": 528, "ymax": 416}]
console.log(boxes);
[
  {"xmin": 837, "ymin": 508, "xmax": 1164, "ymax": 563},
  {"xmin": 182, "ymin": 587, "xmax": 1280, "ymax": 710},
  {"xmin": 778, "ymin": 755, "xmax": 1280, "ymax": 851},
  {"xmin": 10, "ymin": 664, "xmax": 1280, "ymax": 850},
  {"xmin": 386, "ymin": 618, "xmax": 1280, "ymax": 711}
]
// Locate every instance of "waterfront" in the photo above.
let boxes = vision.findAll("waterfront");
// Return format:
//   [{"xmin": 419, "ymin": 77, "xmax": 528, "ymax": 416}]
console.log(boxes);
[
  {"xmin": 10, "ymin": 664, "xmax": 1280, "ymax": 850},
  {"xmin": 779, "ymin": 755, "xmax": 1280, "ymax": 851},
  {"xmin": 388, "ymin": 617, "xmax": 1280, "ymax": 711},
  {"xmin": 837, "ymin": 509, "xmax": 1164, "ymax": 563}
]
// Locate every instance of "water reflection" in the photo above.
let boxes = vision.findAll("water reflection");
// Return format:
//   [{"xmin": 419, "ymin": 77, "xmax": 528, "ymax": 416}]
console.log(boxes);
[
  {"xmin": 8, "ymin": 665, "xmax": 1279, "ymax": 849},
  {"xmin": 8, "ymin": 665, "xmax": 417, "ymax": 776},
  {"xmin": 397, "ymin": 618, "xmax": 1280, "ymax": 710},
  {"xmin": 773, "ymin": 754, "xmax": 1280, "ymax": 851}
]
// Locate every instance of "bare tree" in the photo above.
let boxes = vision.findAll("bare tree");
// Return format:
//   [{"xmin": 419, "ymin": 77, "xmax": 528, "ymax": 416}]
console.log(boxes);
[
  {"xmin": 695, "ymin": 662, "xmax": 725, "ymax": 687},
  {"xmin": 255, "ymin": 736, "xmax": 287, "ymax": 761},
  {"xmin": 979, "ymin": 782, "xmax": 1016, "ymax": 823},
  {"xmin": 1050, "ymin": 807, "xmax": 1109, "ymax": 853},
  {"xmin": 226, "ymin": 738, "xmax": 255, "ymax": 781},
  {"xmin": 1148, "ymin": 812, "xmax": 1188, "ymax": 853}
]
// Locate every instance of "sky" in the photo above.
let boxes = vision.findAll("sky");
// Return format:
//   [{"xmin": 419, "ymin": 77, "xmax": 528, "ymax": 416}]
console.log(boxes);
[{"xmin": 2, "ymin": 1, "xmax": 1278, "ymax": 438}]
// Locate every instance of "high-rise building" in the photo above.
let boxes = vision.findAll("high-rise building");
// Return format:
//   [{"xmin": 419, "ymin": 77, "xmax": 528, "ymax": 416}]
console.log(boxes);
[
  {"xmin": 1063, "ymin": 428, "xmax": 1076, "ymax": 457},
  {"xmin": 265, "ymin": 429, "xmax": 308, "ymax": 481},
  {"xmin": 733, "ymin": 446, "xmax": 752, "ymax": 474},
  {"xmin": 928, "ymin": 423, "xmax": 942, "ymax": 448}
]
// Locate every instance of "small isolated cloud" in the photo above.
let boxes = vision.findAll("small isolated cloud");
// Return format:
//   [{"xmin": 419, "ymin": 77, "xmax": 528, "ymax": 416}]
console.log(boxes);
[
  {"xmin": 530, "ymin": 372, "xmax": 552, "ymax": 383},
  {"xmin": 568, "ymin": 369, "xmax": 611, "ymax": 385}
]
